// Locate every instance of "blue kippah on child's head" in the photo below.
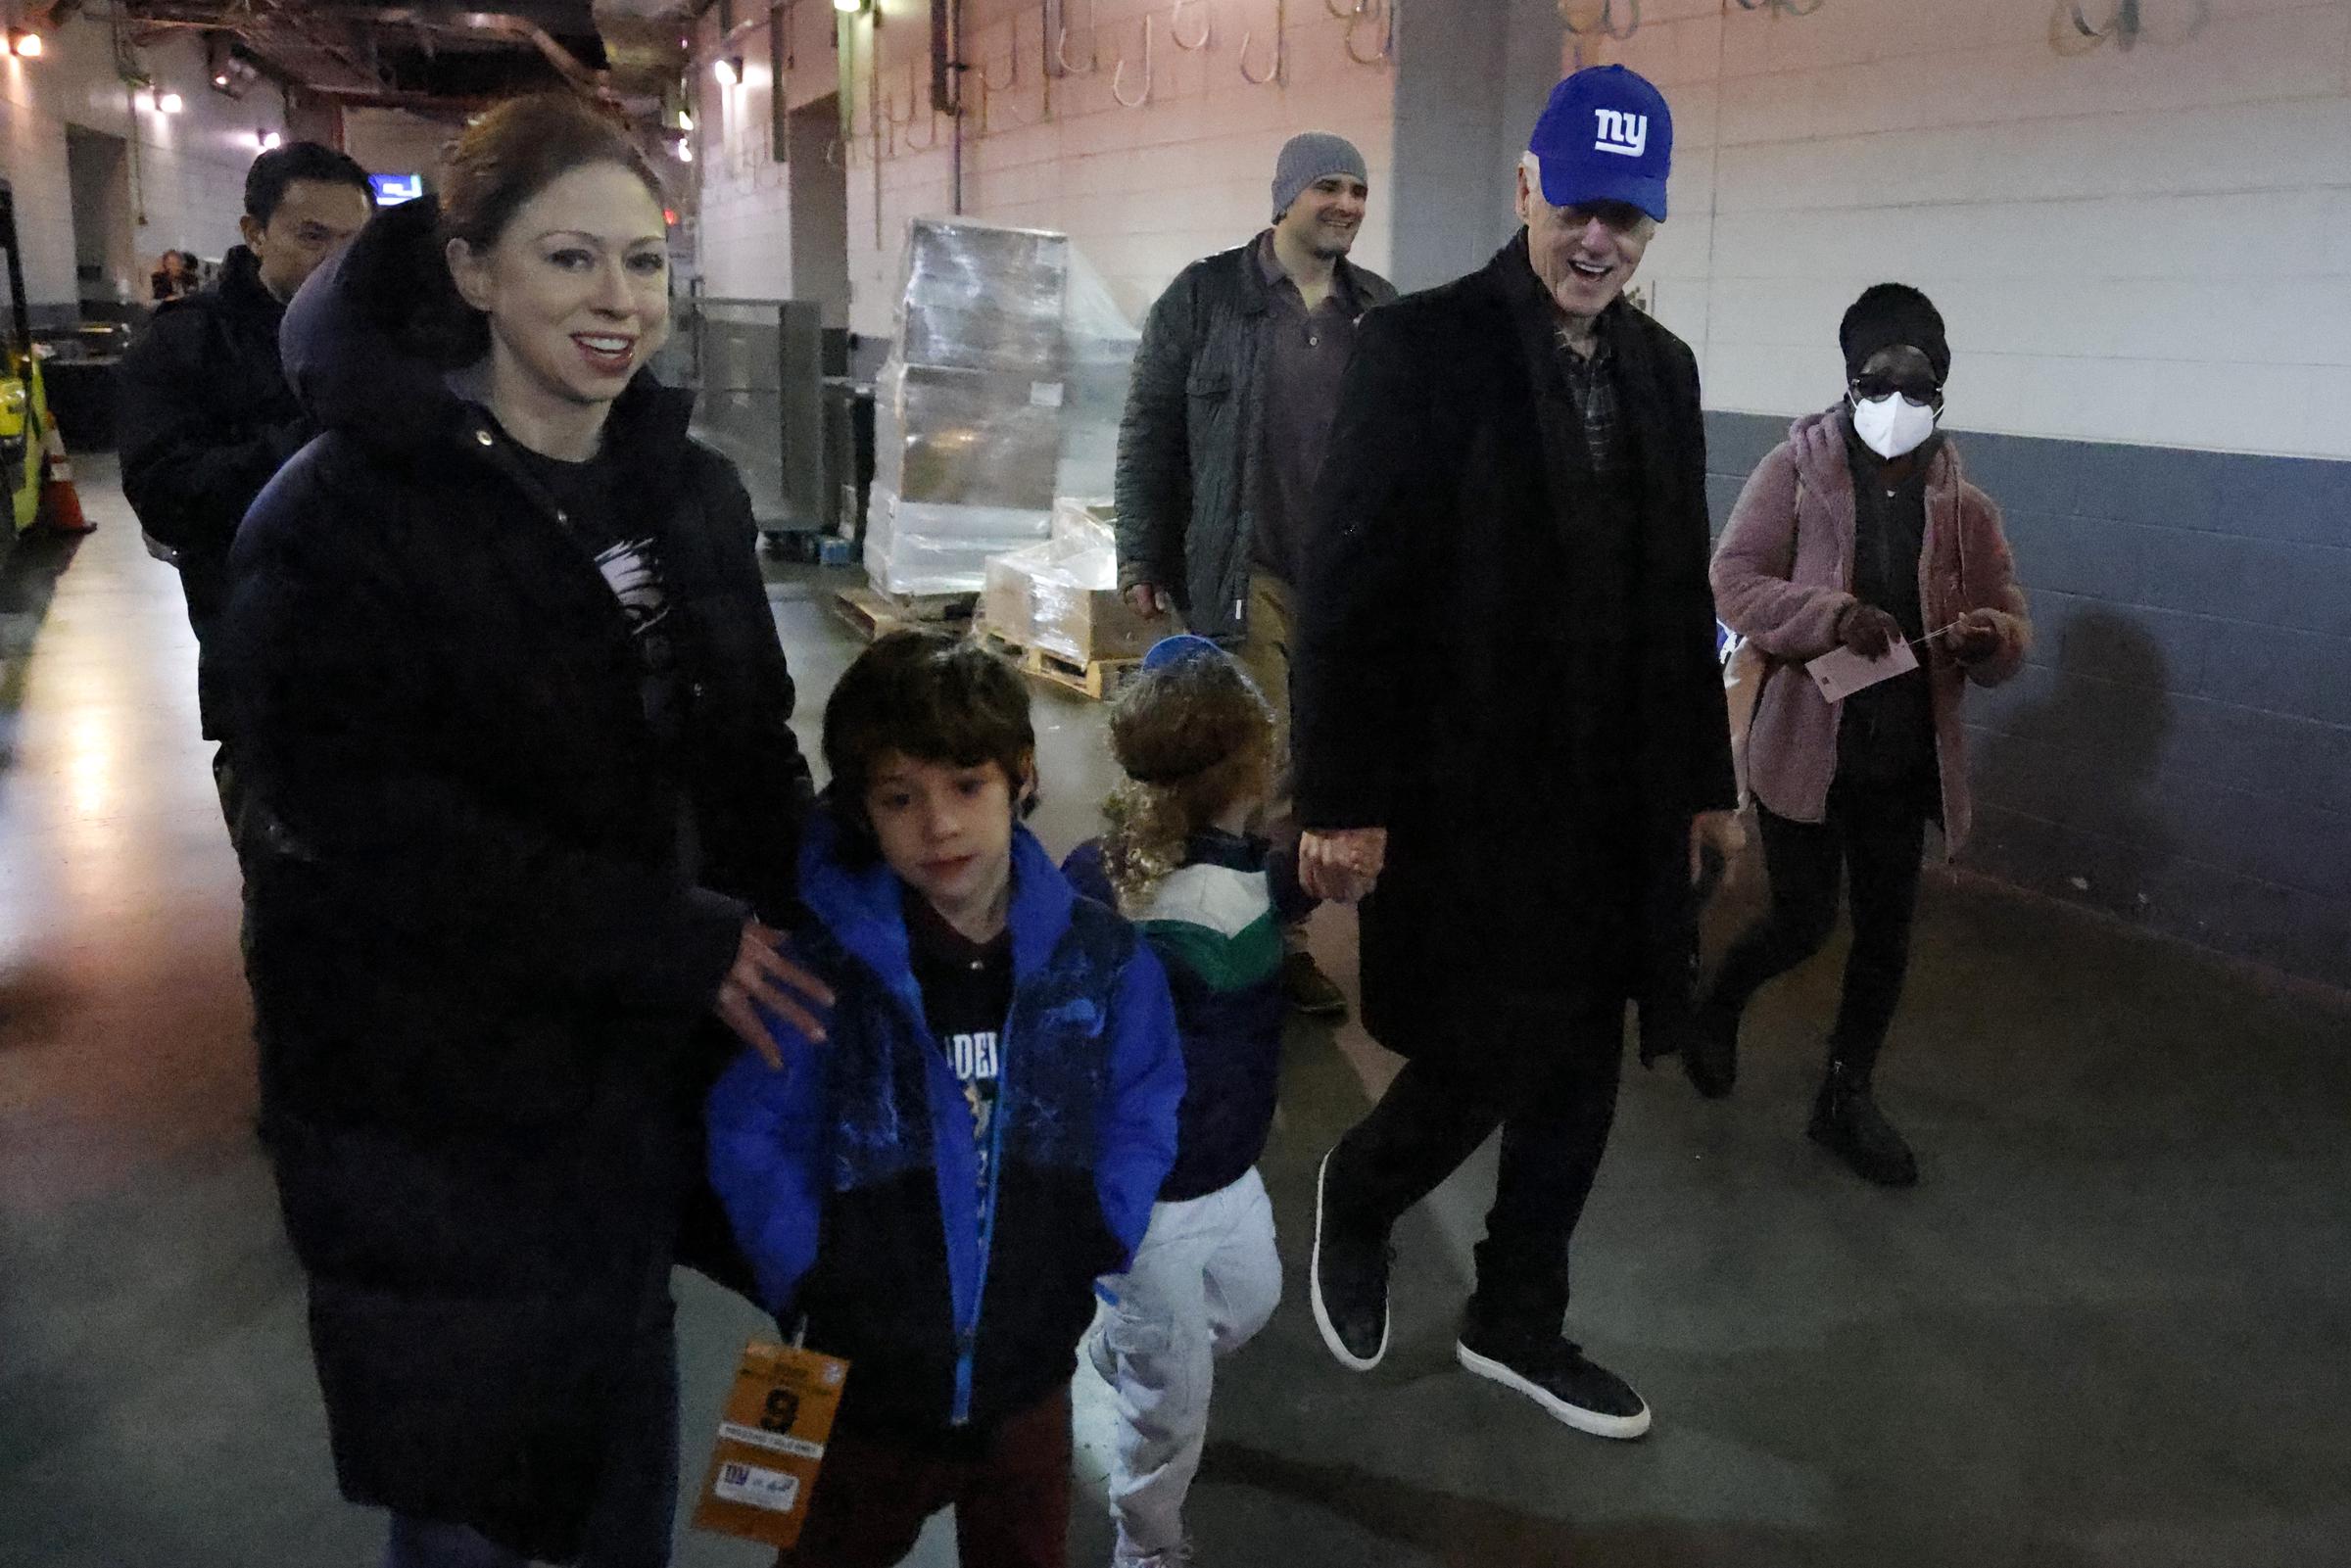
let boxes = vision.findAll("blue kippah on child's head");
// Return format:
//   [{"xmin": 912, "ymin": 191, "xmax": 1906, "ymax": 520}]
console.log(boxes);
[{"xmin": 1140, "ymin": 634, "xmax": 1225, "ymax": 673}]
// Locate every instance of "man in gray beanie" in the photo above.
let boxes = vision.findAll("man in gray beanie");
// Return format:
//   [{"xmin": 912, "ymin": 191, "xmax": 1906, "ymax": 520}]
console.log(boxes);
[{"xmin": 1115, "ymin": 130, "xmax": 1396, "ymax": 1019}]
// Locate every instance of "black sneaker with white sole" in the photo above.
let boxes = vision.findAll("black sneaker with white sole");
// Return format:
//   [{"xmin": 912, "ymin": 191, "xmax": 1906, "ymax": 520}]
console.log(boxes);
[
  {"xmin": 1455, "ymin": 1331, "xmax": 1653, "ymax": 1440},
  {"xmin": 1309, "ymin": 1149, "xmax": 1392, "ymax": 1370}
]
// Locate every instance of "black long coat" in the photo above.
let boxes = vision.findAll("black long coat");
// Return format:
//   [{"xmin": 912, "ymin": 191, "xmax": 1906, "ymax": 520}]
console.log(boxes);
[
  {"xmin": 117, "ymin": 244, "xmax": 308, "ymax": 736},
  {"xmin": 216, "ymin": 200, "xmax": 811, "ymax": 1559},
  {"xmin": 1292, "ymin": 235, "xmax": 1735, "ymax": 1064}
]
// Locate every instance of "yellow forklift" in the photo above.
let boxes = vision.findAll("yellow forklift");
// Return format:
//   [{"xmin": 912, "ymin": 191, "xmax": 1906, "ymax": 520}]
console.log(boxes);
[{"xmin": 1, "ymin": 177, "xmax": 57, "ymax": 537}]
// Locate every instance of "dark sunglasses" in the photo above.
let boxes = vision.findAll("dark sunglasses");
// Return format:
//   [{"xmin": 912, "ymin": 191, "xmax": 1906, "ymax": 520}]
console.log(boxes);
[{"xmin": 1850, "ymin": 372, "xmax": 1942, "ymax": 408}]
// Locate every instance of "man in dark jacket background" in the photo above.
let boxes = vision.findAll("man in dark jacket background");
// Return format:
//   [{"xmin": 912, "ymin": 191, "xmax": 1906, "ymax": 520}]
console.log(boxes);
[
  {"xmin": 119, "ymin": 141, "xmax": 373, "ymax": 766},
  {"xmin": 1293, "ymin": 67, "xmax": 1742, "ymax": 1441},
  {"xmin": 1114, "ymin": 131, "xmax": 1397, "ymax": 1018}
]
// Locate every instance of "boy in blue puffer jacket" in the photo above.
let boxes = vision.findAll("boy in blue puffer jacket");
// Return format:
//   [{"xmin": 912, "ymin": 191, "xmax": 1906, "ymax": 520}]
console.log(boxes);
[
  {"xmin": 1062, "ymin": 636, "xmax": 1316, "ymax": 1568},
  {"xmin": 707, "ymin": 630, "xmax": 1183, "ymax": 1568}
]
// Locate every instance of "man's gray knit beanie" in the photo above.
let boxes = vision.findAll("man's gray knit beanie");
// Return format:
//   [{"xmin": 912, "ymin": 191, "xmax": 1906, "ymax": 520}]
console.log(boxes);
[{"xmin": 1271, "ymin": 132, "xmax": 1367, "ymax": 219}]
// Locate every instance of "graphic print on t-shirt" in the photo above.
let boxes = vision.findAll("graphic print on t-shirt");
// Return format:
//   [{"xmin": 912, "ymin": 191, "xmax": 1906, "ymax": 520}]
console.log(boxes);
[
  {"xmin": 592, "ymin": 538, "xmax": 672, "ymax": 640},
  {"xmin": 946, "ymin": 1029, "xmax": 1002, "ymax": 1212}
]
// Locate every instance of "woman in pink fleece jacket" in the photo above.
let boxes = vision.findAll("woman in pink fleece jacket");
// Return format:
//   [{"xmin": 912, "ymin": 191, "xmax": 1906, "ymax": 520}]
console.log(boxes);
[{"xmin": 1699, "ymin": 285, "xmax": 2029, "ymax": 1187}]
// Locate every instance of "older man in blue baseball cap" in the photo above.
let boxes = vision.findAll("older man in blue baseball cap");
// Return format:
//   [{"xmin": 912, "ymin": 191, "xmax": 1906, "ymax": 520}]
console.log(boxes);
[{"xmin": 1289, "ymin": 65, "xmax": 1742, "ymax": 1441}]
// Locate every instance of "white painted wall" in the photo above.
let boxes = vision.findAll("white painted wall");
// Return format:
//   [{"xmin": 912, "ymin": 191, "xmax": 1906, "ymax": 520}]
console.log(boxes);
[
  {"xmin": 1389, "ymin": 0, "xmax": 1570, "ymax": 292},
  {"xmin": 694, "ymin": 0, "xmax": 1399, "ymax": 336},
  {"xmin": 690, "ymin": 0, "xmax": 2351, "ymax": 460},
  {"xmin": 1588, "ymin": 0, "xmax": 2351, "ymax": 460},
  {"xmin": 0, "ymin": 15, "xmax": 278, "ymax": 312}
]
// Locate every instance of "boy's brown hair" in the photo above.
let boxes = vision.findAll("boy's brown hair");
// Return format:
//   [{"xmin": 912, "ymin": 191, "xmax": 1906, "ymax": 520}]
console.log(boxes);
[
  {"xmin": 822, "ymin": 630, "xmax": 1036, "ymax": 858},
  {"xmin": 1100, "ymin": 649, "xmax": 1274, "ymax": 903}
]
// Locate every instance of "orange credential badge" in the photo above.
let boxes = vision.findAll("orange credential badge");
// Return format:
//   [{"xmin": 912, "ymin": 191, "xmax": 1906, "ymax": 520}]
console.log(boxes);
[{"xmin": 691, "ymin": 1340, "xmax": 849, "ymax": 1549}]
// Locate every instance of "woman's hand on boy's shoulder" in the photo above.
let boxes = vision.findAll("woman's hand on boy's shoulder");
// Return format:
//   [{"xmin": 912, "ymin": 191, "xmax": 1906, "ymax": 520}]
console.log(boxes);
[{"xmin": 713, "ymin": 919, "xmax": 836, "ymax": 1069}]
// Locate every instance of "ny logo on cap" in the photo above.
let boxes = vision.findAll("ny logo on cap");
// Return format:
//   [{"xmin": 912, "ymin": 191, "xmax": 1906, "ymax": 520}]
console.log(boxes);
[{"xmin": 1594, "ymin": 109, "xmax": 1648, "ymax": 159}]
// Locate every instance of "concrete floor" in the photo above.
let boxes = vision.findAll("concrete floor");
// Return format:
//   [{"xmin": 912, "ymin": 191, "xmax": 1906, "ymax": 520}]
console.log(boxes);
[{"xmin": 4, "ymin": 456, "xmax": 2350, "ymax": 1568}]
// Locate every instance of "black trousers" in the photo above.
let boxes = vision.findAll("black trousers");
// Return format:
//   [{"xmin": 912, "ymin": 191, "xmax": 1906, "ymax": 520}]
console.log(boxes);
[
  {"xmin": 1709, "ymin": 778, "xmax": 1931, "ymax": 1069},
  {"xmin": 1324, "ymin": 989, "xmax": 1627, "ymax": 1341}
]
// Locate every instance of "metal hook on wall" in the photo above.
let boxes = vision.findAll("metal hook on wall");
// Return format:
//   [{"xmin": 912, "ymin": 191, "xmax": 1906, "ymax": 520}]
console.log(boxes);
[
  {"xmin": 2053, "ymin": 0, "xmax": 2128, "ymax": 54},
  {"xmin": 980, "ymin": 14, "xmax": 1040, "ymax": 132},
  {"xmin": 1112, "ymin": 14, "xmax": 1156, "ymax": 107},
  {"xmin": 1239, "ymin": 0, "xmax": 1286, "ymax": 83},
  {"xmin": 884, "ymin": 63, "xmax": 938, "ymax": 152},
  {"xmin": 982, "ymin": 15, "xmax": 1022, "ymax": 92},
  {"xmin": 2076, "ymin": 0, "xmax": 2132, "ymax": 33},
  {"xmin": 2054, "ymin": 0, "xmax": 2207, "ymax": 51},
  {"xmin": 1323, "ymin": 0, "xmax": 1366, "ymax": 17},
  {"xmin": 1172, "ymin": 0, "xmax": 1214, "ymax": 51},
  {"xmin": 1057, "ymin": 0, "xmax": 1102, "ymax": 74},
  {"xmin": 1344, "ymin": 0, "xmax": 1394, "ymax": 64},
  {"xmin": 1561, "ymin": 0, "xmax": 1639, "ymax": 38}
]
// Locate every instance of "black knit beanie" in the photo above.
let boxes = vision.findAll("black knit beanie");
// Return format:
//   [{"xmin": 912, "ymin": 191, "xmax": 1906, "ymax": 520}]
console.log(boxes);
[{"xmin": 1840, "ymin": 283, "xmax": 1949, "ymax": 384}]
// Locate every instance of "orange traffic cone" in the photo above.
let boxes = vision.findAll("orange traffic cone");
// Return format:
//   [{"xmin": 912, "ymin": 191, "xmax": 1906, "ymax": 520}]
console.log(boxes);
[{"xmin": 37, "ymin": 419, "xmax": 92, "ymax": 535}]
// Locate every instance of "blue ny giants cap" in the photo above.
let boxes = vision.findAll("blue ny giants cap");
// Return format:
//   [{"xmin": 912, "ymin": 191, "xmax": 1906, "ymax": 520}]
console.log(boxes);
[{"xmin": 1526, "ymin": 65, "xmax": 1674, "ymax": 222}]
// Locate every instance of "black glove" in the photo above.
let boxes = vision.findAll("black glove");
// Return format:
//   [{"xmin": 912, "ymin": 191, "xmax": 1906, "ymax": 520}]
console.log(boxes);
[{"xmin": 1838, "ymin": 602, "xmax": 1901, "ymax": 659}]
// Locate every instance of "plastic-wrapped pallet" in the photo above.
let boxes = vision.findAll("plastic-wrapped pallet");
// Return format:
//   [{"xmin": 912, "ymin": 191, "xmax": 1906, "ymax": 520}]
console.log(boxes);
[
  {"xmin": 1056, "ymin": 262, "xmax": 1141, "ymax": 500},
  {"xmin": 864, "ymin": 220, "xmax": 1139, "ymax": 595},
  {"xmin": 981, "ymin": 499, "xmax": 1153, "ymax": 667}
]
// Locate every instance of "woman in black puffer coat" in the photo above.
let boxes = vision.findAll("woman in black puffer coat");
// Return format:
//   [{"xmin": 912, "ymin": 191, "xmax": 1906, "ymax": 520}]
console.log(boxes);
[{"xmin": 218, "ymin": 96, "xmax": 826, "ymax": 1565}]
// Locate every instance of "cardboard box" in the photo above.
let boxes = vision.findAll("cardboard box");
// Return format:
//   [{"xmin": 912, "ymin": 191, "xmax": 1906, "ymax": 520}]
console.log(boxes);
[{"xmin": 983, "ymin": 524, "xmax": 1158, "ymax": 666}]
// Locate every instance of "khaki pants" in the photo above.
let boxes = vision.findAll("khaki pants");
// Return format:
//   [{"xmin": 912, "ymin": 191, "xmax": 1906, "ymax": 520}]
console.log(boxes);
[
  {"xmin": 1233, "ymin": 573, "xmax": 1307, "ymax": 948},
  {"xmin": 1232, "ymin": 572, "xmax": 1296, "ymax": 829}
]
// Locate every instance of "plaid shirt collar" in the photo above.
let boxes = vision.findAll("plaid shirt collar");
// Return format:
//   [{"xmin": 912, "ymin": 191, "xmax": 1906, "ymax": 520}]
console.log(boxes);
[{"xmin": 1555, "ymin": 325, "xmax": 1624, "ymax": 474}]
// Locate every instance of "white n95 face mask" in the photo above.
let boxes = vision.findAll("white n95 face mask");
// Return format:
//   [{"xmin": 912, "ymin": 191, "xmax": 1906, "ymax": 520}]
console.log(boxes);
[{"xmin": 1851, "ymin": 392, "xmax": 1938, "ymax": 460}]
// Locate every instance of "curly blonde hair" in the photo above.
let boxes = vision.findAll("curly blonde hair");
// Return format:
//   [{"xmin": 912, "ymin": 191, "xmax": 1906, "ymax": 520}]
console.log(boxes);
[{"xmin": 1100, "ymin": 651, "xmax": 1275, "ymax": 907}]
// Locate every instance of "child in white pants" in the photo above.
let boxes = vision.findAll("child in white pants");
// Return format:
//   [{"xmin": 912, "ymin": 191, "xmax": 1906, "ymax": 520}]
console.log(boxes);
[{"xmin": 1063, "ymin": 635, "xmax": 1313, "ymax": 1568}]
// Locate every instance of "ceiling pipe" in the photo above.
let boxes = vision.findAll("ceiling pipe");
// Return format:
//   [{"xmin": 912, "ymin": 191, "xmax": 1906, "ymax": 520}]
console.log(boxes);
[{"xmin": 304, "ymin": 6, "xmax": 613, "ymax": 94}]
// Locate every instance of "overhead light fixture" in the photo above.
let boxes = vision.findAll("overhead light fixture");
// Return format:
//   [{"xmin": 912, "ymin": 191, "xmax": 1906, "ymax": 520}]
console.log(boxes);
[
  {"xmin": 675, "ymin": 136, "xmax": 694, "ymax": 164},
  {"xmin": 148, "ymin": 87, "xmax": 183, "ymax": 114},
  {"xmin": 677, "ymin": 109, "xmax": 695, "ymax": 131},
  {"xmin": 254, "ymin": 128, "xmax": 282, "ymax": 151},
  {"xmin": 834, "ymin": 0, "xmax": 871, "ymax": 14},
  {"xmin": 8, "ymin": 29, "xmax": 42, "ymax": 58},
  {"xmin": 210, "ymin": 46, "xmax": 259, "ymax": 99},
  {"xmin": 713, "ymin": 55, "xmax": 742, "ymax": 86}
]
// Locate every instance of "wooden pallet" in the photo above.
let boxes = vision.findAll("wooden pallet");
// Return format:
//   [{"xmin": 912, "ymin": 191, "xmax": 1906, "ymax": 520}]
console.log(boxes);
[
  {"xmin": 832, "ymin": 585, "xmax": 977, "ymax": 642},
  {"xmin": 974, "ymin": 626, "xmax": 1140, "ymax": 702}
]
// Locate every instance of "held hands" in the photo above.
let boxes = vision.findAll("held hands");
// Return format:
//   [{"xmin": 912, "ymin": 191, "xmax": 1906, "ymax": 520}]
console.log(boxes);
[
  {"xmin": 1306, "ymin": 817, "xmax": 1741, "ymax": 900},
  {"xmin": 1300, "ymin": 828, "xmax": 1388, "ymax": 905},
  {"xmin": 714, "ymin": 919, "xmax": 837, "ymax": 1069},
  {"xmin": 1123, "ymin": 583, "xmax": 1176, "ymax": 620},
  {"xmin": 1690, "ymin": 810, "xmax": 1747, "ymax": 884},
  {"xmin": 1837, "ymin": 601, "xmax": 1903, "ymax": 660}
]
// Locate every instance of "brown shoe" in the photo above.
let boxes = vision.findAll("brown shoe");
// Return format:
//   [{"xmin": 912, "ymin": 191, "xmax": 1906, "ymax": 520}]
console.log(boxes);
[{"xmin": 1282, "ymin": 949, "xmax": 1348, "ymax": 1019}]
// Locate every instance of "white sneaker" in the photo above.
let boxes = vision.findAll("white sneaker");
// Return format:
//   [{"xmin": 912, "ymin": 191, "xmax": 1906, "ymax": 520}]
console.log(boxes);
[{"xmin": 1113, "ymin": 1544, "xmax": 1195, "ymax": 1568}]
